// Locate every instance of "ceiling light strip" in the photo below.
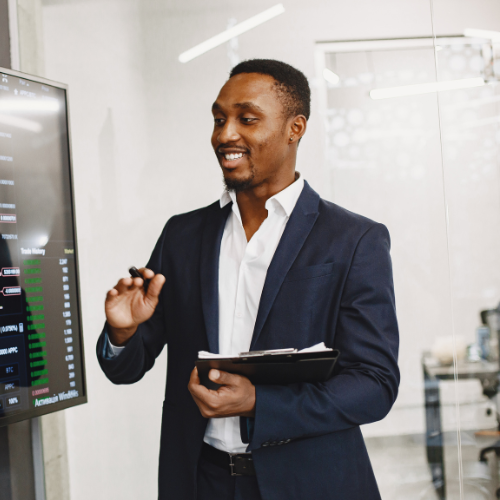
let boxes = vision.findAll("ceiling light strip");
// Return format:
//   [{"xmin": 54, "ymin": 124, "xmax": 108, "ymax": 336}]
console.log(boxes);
[
  {"xmin": 178, "ymin": 4, "xmax": 285, "ymax": 63},
  {"xmin": 370, "ymin": 77, "xmax": 485, "ymax": 100},
  {"xmin": 464, "ymin": 28, "xmax": 500, "ymax": 41}
]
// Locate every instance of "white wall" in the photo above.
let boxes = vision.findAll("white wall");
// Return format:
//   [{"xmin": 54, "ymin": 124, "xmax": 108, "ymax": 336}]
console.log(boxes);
[
  {"xmin": 41, "ymin": 2, "xmax": 160, "ymax": 499},
  {"xmin": 33, "ymin": 0, "xmax": 500, "ymax": 498}
]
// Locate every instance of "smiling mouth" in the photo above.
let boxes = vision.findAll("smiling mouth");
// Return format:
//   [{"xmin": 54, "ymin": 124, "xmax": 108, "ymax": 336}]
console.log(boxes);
[{"xmin": 224, "ymin": 152, "xmax": 244, "ymax": 161}]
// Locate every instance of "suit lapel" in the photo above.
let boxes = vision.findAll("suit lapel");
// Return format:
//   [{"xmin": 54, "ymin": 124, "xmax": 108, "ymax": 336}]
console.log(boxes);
[
  {"xmin": 250, "ymin": 181, "xmax": 320, "ymax": 349},
  {"xmin": 200, "ymin": 202, "xmax": 232, "ymax": 354}
]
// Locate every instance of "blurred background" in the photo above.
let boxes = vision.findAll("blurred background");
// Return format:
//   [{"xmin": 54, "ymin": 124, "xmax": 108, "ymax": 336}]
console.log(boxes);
[{"xmin": 5, "ymin": 0, "xmax": 500, "ymax": 498}]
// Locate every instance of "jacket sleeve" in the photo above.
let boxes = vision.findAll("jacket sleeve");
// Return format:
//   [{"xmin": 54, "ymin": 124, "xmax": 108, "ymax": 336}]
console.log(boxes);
[
  {"xmin": 95, "ymin": 219, "xmax": 173, "ymax": 385},
  {"xmin": 247, "ymin": 223, "xmax": 400, "ymax": 451}
]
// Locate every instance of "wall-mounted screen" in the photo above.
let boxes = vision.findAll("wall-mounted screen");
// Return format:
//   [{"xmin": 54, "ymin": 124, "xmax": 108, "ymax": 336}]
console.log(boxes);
[{"xmin": 0, "ymin": 67, "xmax": 86, "ymax": 426}]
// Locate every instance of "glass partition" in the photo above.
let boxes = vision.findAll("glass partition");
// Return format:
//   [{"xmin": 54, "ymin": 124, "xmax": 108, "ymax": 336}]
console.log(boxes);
[
  {"xmin": 429, "ymin": 5, "xmax": 500, "ymax": 499},
  {"xmin": 315, "ymin": 35, "xmax": 481, "ymax": 499}
]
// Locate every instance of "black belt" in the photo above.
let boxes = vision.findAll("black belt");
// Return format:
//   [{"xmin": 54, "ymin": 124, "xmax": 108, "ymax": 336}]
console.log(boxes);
[{"xmin": 201, "ymin": 442, "xmax": 256, "ymax": 476}]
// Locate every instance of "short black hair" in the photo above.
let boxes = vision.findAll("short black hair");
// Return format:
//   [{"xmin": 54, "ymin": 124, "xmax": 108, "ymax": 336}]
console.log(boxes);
[{"xmin": 229, "ymin": 59, "xmax": 310, "ymax": 121}]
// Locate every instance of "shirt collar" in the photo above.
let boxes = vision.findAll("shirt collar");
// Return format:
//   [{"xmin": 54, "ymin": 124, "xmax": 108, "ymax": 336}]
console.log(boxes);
[
  {"xmin": 219, "ymin": 173, "xmax": 304, "ymax": 218},
  {"xmin": 219, "ymin": 190, "xmax": 233, "ymax": 208}
]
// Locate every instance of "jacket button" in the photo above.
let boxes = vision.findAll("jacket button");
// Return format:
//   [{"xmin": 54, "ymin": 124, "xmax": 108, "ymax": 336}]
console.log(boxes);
[{"xmin": 262, "ymin": 442, "xmax": 269, "ymax": 447}]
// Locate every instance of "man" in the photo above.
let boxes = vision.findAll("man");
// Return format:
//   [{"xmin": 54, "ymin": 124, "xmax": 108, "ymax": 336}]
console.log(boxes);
[{"xmin": 97, "ymin": 59, "xmax": 399, "ymax": 500}]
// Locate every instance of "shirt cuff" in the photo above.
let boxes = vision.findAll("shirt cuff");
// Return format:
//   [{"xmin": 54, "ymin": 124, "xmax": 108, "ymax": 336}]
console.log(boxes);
[{"xmin": 104, "ymin": 331, "xmax": 125, "ymax": 359}]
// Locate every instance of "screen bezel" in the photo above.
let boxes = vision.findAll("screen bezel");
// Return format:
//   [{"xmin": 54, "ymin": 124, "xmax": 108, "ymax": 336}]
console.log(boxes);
[{"xmin": 0, "ymin": 66, "xmax": 87, "ymax": 427}]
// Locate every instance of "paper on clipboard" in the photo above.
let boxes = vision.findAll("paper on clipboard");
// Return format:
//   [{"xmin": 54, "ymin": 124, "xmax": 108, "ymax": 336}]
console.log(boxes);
[
  {"xmin": 197, "ymin": 342, "xmax": 333, "ymax": 360},
  {"xmin": 196, "ymin": 343, "xmax": 339, "ymax": 389}
]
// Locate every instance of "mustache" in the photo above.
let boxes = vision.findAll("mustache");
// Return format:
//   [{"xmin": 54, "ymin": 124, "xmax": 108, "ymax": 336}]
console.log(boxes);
[{"xmin": 217, "ymin": 145, "xmax": 249, "ymax": 154}]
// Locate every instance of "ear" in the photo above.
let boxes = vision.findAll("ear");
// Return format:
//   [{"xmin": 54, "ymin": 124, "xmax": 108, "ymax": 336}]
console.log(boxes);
[{"xmin": 287, "ymin": 115, "xmax": 307, "ymax": 144}]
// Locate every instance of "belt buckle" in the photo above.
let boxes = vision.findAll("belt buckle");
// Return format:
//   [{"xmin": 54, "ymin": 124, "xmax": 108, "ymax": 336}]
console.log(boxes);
[
  {"xmin": 229, "ymin": 453, "xmax": 241, "ymax": 476},
  {"xmin": 229, "ymin": 453, "xmax": 255, "ymax": 476}
]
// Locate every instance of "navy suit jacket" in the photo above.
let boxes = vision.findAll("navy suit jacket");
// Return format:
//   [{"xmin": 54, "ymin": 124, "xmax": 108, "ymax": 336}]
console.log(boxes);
[{"xmin": 96, "ymin": 181, "xmax": 400, "ymax": 500}]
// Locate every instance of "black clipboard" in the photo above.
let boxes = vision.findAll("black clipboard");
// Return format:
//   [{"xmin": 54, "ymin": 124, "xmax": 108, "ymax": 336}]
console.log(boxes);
[{"xmin": 196, "ymin": 349, "xmax": 340, "ymax": 390}]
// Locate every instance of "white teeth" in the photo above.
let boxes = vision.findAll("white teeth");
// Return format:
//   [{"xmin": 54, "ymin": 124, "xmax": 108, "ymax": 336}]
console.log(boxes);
[{"xmin": 224, "ymin": 153, "xmax": 244, "ymax": 161}]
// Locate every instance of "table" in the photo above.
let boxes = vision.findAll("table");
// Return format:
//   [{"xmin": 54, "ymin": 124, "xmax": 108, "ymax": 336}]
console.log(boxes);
[{"xmin": 422, "ymin": 354, "xmax": 499, "ymax": 499}]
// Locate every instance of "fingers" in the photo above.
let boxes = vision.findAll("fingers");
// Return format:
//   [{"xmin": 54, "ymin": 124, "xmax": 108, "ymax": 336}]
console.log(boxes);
[
  {"xmin": 189, "ymin": 366, "xmax": 201, "ymax": 386},
  {"xmin": 106, "ymin": 288, "xmax": 118, "ymax": 301},
  {"xmin": 188, "ymin": 367, "xmax": 205, "ymax": 398},
  {"xmin": 209, "ymin": 369, "xmax": 240, "ymax": 386},
  {"xmin": 189, "ymin": 368, "xmax": 255, "ymax": 418},
  {"xmin": 189, "ymin": 369, "xmax": 211, "ymax": 400},
  {"xmin": 188, "ymin": 368, "xmax": 212, "ymax": 414},
  {"xmin": 138, "ymin": 267, "xmax": 155, "ymax": 280},
  {"xmin": 146, "ymin": 273, "xmax": 166, "ymax": 300},
  {"xmin": 112, "ymin": 269, "xmax": 161, "ymax": 297},
  {"xmin": 106, "ymin": 278, "xmax": 137, "ymax": 304},
  {"xmin": 113, "ymin": 271, "xmax": 153, "ymax": 296},
  {"xmin": 114, "ymin": 277, "xmax": 136, "ymax": 294}
]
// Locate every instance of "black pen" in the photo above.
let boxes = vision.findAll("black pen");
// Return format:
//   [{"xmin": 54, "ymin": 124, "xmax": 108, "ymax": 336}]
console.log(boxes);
[{"xmin": 129, "ymin": 266, "xmax": 149, "ymax": 292}]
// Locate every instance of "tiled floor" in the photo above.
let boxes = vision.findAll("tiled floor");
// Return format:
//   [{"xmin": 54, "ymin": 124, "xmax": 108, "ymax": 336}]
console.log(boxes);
[{"xmin": 365, "ymin": 432, "xmax": 500, "ymax": 499}]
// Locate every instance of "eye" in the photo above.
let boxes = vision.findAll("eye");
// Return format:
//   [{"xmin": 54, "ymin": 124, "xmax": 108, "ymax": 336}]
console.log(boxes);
[
  {"xmin": 214, "ymin": 118, "xmax": 225, "ymax": 126},
  {"xmin": 241, "ymin": 117, "xmax": 257, "ymax": 124}
]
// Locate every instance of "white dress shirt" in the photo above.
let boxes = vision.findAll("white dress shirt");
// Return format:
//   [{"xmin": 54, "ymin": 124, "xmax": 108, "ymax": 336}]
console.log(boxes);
[
  {"xmin": 108, "ymin": 176, "xmax": 305, "ymax": 453},
  {"xmin": 205, "ymin": 176, "xmax": 304, "ymax": 453}
]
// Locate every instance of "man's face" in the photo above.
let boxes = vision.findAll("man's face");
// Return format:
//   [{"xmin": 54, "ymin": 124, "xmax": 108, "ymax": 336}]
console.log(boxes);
[{"xmin": 211, "ymin": 73, "xmax": 291, "ymax": 192}]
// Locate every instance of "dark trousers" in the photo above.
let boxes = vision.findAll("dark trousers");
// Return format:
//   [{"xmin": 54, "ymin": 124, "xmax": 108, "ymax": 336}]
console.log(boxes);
[{"xmin": 196, "ymin": 455, "xmax": 263, "ymax": 500}]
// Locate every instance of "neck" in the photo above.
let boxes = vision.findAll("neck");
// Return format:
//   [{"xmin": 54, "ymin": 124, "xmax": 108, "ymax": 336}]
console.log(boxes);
[{"xmin": 235, "ymin": 168, "xmax": 297, "ymax": 241}]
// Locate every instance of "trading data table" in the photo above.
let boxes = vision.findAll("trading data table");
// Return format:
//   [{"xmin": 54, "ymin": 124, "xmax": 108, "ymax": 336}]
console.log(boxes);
[{"xmin": 0, "ymin": 69, "xmax": 85, "ymax": 425}]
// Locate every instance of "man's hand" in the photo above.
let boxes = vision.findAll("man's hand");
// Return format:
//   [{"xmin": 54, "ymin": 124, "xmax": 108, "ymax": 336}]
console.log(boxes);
[
  {"xmin": 188, "ymin": 367, "xmax": 256, "ymax": 418},
  {"xmin": 105, "ymin": 267, "xmax": 166, "ymax": 346}
]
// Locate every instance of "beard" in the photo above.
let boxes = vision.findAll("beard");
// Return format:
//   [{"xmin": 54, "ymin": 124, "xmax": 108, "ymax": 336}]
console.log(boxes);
[{"xmin": 223, "ymin": 166, "xmax": 255, "ymax": 193}]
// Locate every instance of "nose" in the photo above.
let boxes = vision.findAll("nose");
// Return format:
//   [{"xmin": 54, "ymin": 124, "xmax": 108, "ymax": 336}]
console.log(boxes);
[{"xmin": 217, "ymin": 119, "xmax": 240, "ymax": 144}]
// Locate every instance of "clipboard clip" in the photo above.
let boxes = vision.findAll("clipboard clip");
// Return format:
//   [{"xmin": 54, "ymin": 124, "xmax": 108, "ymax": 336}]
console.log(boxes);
[{"xmin": 238, "ymin": 348, "xmax": 298, "ymax": 357}]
